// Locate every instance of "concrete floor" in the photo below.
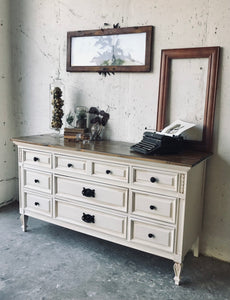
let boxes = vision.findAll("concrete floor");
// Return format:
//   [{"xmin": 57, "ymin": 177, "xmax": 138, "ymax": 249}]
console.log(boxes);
[{"xmin": 0, "ymin": 202, "xmax": 230, "ymax": 300}]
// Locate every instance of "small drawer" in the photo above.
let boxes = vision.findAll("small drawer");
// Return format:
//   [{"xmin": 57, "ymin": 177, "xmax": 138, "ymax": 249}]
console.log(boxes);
[
  {"xmin": 130, "ymin": 219, "xmax": 175, "ymax": 252},
  {"xmin": 55, "ymin": 200, "xmax": 127, "ymax": 238},
  {"xmin": 55, "ymin": 176, "xmax": 128, "ymax": 212},
  {"xmin": 24, "ymin": 192, "xmax": 52, "ymax": 217},
  {"xmin": 54, "ymin": 155, "xmax": 87, "ymax": 175},
  {"xmin": 23, "ymin": 150, "xmax": 51, "ymax": 169},
  {"xmin": 131, "ymin": 190, "xmax": 177, "ymax": 223},
  {"xmin": 24, "ymin": 169, "xmax": 52, "ymax": 194},
  {"xmin": 92, "ymin": 161, "xmax": 129, "ymax": 182},
  {"xmin": 132, "ymin": 167, "xmax": 178, "ymax": 192}
]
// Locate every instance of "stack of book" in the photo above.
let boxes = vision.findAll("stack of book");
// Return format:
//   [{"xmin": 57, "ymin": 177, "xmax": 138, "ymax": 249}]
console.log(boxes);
[{"xmin": 64, "ymin": 128, "xmax": 88, "ymax": 140}]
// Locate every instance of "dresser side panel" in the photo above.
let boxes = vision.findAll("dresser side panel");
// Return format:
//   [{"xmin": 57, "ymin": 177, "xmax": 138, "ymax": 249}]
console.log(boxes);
[{"xmin": 181, "ymin": 161, "xmax": 206, "ymax": 257}]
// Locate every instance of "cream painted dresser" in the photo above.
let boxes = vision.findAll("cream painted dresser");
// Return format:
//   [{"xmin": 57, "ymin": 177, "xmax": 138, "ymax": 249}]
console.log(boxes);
[{"xmin": 12, "ymin": 134, "xmax": 211, "ymax": 285}]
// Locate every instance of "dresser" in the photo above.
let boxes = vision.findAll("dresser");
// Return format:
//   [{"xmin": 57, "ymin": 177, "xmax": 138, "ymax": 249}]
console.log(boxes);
[{"xmin": 12, "ymin": 134, "xmax": 211, "ymax": 285}]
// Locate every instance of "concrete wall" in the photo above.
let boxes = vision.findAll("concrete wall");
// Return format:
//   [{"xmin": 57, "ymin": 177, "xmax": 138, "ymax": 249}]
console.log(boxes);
[
  {"xmin": 7, "ymin": 0, "xmax": 230, "ymax": 262},
  {"xmin": 0, "ymin": 0, "xmax": 17, "ymax": 206}
]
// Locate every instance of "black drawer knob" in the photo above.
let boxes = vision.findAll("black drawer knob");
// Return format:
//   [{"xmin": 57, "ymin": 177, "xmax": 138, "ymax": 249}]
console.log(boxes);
[
  {"xmin": 33, "ymin": 157, "xmax": 39, "ymax": 162},
  {"xmin": 150, "ymin": 205, "xmax": 157, "ymax": 210},
  {"xmin": 34, "ymin": 202, "xmax": 40, "ymax": 206},
  {"xmin": 82, "ymin": 187, "xmax": 95, "ymax": 198},
  {"xmin": 148, "ymin": 233, "xmax": 155, "ymax": 238},
  {"xmin": 81, "ymin": 213, "xmax": 95, "ymax": 223},
  {"xmin": 67, "ymin": 163, "xmax": 73, "ymax": 168},
  {"xmin": 106, "ymin": 170, "xmax": 111, "ymax": 174},
  {"xmin": 34, "ymin": 179, "xmax": 40, "ymax": 183},
  {"xmin": 150, "ymin": 177, "xmax": 156, "ymax": 183}
]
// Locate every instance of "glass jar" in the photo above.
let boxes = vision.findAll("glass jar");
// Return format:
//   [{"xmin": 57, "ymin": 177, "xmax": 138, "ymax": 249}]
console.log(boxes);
[
  {"xmin": 65, "ymin": 111, "xmax": 75, "ymax": 128},
  {"xmin": 75, "ymin": 106, "xmax": 87, "ymax": 129}
]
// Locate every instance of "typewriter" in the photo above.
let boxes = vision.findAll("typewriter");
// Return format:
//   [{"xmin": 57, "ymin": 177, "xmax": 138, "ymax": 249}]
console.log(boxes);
[{"xmin": 130, "ymin": 131, "xmax": 184, "ymax": 155}]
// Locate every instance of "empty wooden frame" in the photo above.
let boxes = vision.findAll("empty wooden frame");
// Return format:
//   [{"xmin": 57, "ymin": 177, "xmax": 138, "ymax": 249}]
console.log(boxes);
[
  {"xmin": 156, "ymin": 47, "xmax": 220, "ymax": 152},
  {"xmin": 67, "ymin": 26, "xmax": 153, "ymax": 73}
]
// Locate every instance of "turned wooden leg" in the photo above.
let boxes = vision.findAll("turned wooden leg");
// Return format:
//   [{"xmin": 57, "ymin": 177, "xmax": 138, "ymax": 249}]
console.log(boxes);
[
  {"xmin": 192, "ymin": 236, "xmax": 200, "ymax": 257},
  {"xmin": 20, "ymin": 214, "xmax": 28, "ymax": 232},
  {"xmin": 173, "ymin": 262, "xmax": 183, "ymax": 285}
]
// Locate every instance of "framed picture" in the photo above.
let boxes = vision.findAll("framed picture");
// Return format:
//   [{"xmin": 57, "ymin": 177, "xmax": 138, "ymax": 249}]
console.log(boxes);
[
  {"xmin": 66, "ymin": 26, "xmax": 153, "ymax": 72},
  {"xmin": 156, "ymin": 46, "xmax": 220, "ymax": 152}
]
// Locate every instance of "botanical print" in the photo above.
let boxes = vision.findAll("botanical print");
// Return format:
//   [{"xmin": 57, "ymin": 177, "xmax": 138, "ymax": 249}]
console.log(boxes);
[{"xmin": 71, "ymin": 32, "xmax": 146, "ymax": 67}]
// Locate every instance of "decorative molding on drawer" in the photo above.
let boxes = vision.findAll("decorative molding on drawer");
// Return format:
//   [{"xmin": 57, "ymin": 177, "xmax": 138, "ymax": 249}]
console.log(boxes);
[
  {"xmin": 54, "ymin": 175, "xmax": 128, "ymax": 212},
  {"xmin": 131, "ymin": 190, "xmax": 177, "ymax": 224},
  {"xmin": 178, "ymin": 174, "xmax": 186, "ymax": 194},
  {"xmin": 54, "ymin": 199, "xmax": 127, "ymax": 239},
  {"xmin": 23, "ymin": 149, "xmax": 52, "ymax": 169},
  {"xmin": 132, "ymin": 167, "xmax": 178, "ymax": 192},
  {"xmin": 24, "ymin": 191, "xmax": 52, "ymax": 217},
  {"xmin": 129, "ymin": 219, "xmax": 175, "ymax": 253},
  {"xmin": 54, "ymin": 154, "xmax": 87, "ymax": 175},
  {"xmin": 91, "ymin": 161, "xmax": 129, "ymax": 182},
  {"xmin": 23, "ymin": 169, "xmax": 52, "ymax": 194}
]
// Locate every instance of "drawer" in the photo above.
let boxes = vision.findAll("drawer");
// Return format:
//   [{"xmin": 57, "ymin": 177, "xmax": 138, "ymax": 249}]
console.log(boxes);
[
  {"xmin": 131, "ymin": 190, "xmax": 177, "ymax": 223},
  {"xmin": 54, "ymin": 155, "xmax": 87, "ymax": 175},
  {"xmin": 54, "ymin": 176, "xmax": 128, "ymax": 212},
  {"xmin": 132, "ymin": 167, "xmax": 178, "ymax": 192},
  {"xmin": 55, "ymin": 200, "xmax": 127, "ymax": 238},
  {"xmin": 24, "ymin": 169, "xmax": 52, "ymax": 194},
  {"xmin": 92, "ymin": 161, "xmax": 129, "ymax": 183},
  {"xmin": 23, "ymin": 150, "xmax": 51, "ymax": 169},
  {"xmin": 24, "ymin": 192, "xmax": 52, "ymax": 217},
  {"xmin": 130, "ymin": 219, "xmax": 175, "ymax": 252}
]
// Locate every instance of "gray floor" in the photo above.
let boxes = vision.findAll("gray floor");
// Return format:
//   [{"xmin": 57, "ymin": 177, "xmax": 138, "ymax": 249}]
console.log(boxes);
[{"xmin": 0, "ymin": 202, "xmax": 230, "ymax": 300}]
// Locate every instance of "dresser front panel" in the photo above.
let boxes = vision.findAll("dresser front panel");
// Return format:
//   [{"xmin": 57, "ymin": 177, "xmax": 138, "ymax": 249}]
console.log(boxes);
[
  {"xmin": 55, "ymin": 199, "xmax": 127, "ymax": 238},
  {"xmin": 23, "ymin": 149, "xmax": 51, "ymax": 169},
  {"xmin": 23, "ymin": 169, "xmax": 52, "ymax": 194},
  {"xmin": 132, "ymin": 167, "xmax": 178, "ymax": 192},
  {"xmin": 54, "ymin": 175, "xmax": 128, "ymax": 212},
  {"xmin": 131, "ymin": 190, "xmax": 177, "ymax": 224},
  {"xmin": 130, "ymin": 219, "xmax": 175, "ymax": 253},
  {"xmin": 24, "ymin": 191, "xmax": 52, "ymax": 217},
  {"xmin": 54, "ymin": 154, "xmax": 87, "ymax": 175},
  {"xmin": 91, "ymin": 161, "xmax": 129, "ymax": 183}
]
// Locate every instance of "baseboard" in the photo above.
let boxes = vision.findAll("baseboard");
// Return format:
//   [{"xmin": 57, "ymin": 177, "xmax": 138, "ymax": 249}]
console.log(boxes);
[{"xmin": 0, "ymin": 198, "xmax": 18, "ymax": 208}]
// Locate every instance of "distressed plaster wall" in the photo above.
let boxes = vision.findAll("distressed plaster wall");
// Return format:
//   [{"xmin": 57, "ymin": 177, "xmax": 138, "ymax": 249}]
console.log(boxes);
[
  {"xmin": 0, "ymin": 0, "xmax": 17, "ymax": 206},
  {"xmin": 8, "ymin": 0, "xmax": 230, "ymax": 262}
]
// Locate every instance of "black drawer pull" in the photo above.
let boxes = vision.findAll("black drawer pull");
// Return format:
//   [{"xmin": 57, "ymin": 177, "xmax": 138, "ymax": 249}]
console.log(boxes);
[
  {"xmin": 150, "ymin": 205, "xmax": 157, "ymax": 210},
  {"xmin": 106, "ymin": 170, "xmax": 111, "ymax": 174},
  {"xmin": 33, "ymin": 157, "xmax": 39, "ymax": 162},
  {"xmin": 34, "ymin": 202, "xmax": 40, "ymax": 206},
  {"xmin": 82, "ymin": 187, "xmax": 95, "ymax": 198},
  {"xmin": 150, "ymin": 177, "xmax": 157, "ymax": 183},
  {"xmin": 34, "ymin": 179, "xmax": 40, "ymax": 183},
  {"xmin": 82, "ymin": 213, "xmax": 95, "ymax": 224},
  {"xmin": 148, "ymin": 233, "xmax": 155, "ymax": 238},
  {"xmin": 67, "ymin": 163, "xmax": 73, "ymax": 168}
]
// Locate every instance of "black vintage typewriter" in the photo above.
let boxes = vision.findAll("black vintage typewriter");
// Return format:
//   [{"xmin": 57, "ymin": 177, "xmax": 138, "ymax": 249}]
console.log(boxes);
[{"xmin": 130, "ymin": 131, "xmax": 184, "ymax": 155}]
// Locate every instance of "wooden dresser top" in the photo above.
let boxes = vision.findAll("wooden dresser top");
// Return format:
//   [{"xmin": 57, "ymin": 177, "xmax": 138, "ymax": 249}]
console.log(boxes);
[{"xmin": 12, "ymin": 134, "xmax": 212, "ymax": 167}]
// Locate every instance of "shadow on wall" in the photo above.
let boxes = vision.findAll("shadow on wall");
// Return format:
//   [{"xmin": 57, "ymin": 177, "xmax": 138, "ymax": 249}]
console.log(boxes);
[{"xmin": 201, "ymin": 154, "xmax": 230, "ymax": 261}]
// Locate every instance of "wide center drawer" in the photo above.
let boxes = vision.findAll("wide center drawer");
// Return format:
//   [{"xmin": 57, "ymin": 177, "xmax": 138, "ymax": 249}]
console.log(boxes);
[
  {"xmin": 54, "ymin": 176, "xmax": 128, "ymax": 212},
  {"xmin": 132, "ymin": 167, "xmax": 178, "ymax": 192},
  {"xmin": 130, "ymin": 219, "xmax": 175, "ymax": 253},
  {"xmin": 24, "ymin": 169, "xmax": 52, "ymax": 194},
  {"xmin": 91, "ymin": 161, "xmax": 129, "ymax": 183},
  {"xmin": 131, "ymin": 190, "xmax": 177, "ymax": 223},
  {"xmin": 55, "ymin": 199, "xmax": 127, "ymax": 238}
]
